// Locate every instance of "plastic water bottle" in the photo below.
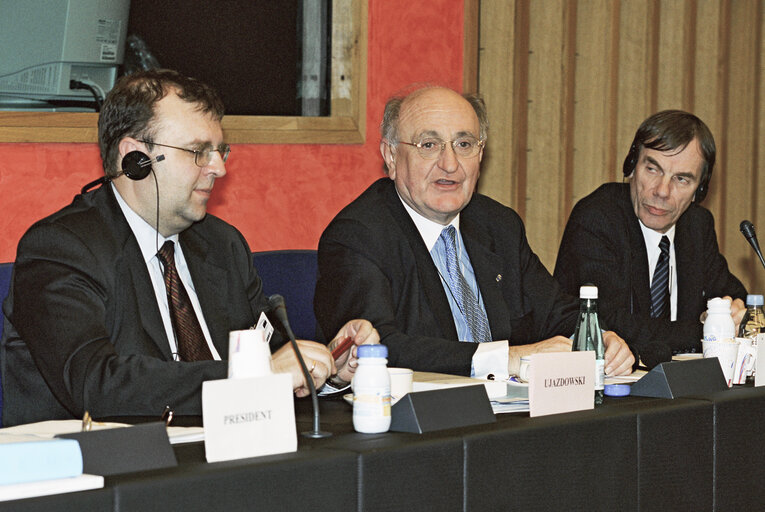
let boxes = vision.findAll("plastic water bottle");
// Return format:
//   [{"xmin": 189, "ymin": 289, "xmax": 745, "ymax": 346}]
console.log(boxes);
[
  {"xmin": 703, "ymin": 297, "xmax": 736, "ymax": 342},
  {"xmin": 352, "ymin": 344, "xmax": 391, "ymax": 433},
  {"xmin": 738, "ymin": 294, "xmax": 765, "ymax": 344},
  {"xmin": 572, "ymin": 285, "xmax": 605, "ymax": 405}
]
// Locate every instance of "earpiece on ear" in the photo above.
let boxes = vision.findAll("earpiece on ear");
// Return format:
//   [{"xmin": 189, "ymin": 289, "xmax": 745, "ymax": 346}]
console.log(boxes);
[
  {"xmin": 622, "ymin": 140, "xmax": 640, "ymax": 178},
  {"xmin": 121, "ymin": 151, "xmax": 153, "ymax": 180}
]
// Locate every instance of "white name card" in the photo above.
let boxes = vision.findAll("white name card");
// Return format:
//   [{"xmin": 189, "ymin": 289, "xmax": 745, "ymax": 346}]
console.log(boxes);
[
  {"xmin": 755, "ymin": 334, "xmax": 765, "ymax": 387},
  {"xmin": 202, "ymin": 373, "xmax": 297, "ymax": 463},
  {"xmin": 528, "ymin": 351, "xmax": 595, "ymax": 417}
]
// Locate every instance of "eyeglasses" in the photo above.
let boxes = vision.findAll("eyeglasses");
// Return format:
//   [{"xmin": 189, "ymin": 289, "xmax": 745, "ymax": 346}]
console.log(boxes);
[
  {"xmin": 138, "ymin": 140, "xmax": 231, "ymax": 167},
  {"xmin": 398, "ymin": 136, "xmax": 485, "ymax": 159}
]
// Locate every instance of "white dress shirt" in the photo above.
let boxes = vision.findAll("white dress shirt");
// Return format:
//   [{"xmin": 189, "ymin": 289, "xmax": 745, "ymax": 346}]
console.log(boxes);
[
  {"xmin": 113, "ymin": 184, "xmax": 221, "ymax": 359},
  {"xmin": 639, "ymin": 221, "xmax": 678, "ymax": 321},
  {"xmin": 399, "ymin": 195, "xmax": 509, "ymax": 379}
]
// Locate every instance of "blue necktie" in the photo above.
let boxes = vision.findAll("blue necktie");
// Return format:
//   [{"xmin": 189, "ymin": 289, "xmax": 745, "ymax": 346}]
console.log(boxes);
[
  {"xmin": 440, "ymin": 226, "xmax": 492, "ymax": 342},
  {"xmin": 650, "ymin": 235, "xmax": 670, "ymax": 319}
]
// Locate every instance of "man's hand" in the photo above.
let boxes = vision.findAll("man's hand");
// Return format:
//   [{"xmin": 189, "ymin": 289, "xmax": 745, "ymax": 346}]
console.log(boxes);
[
  {"xmin": 726, "ymin": 296, "xmax": 746, "ymax": 333},
  {"xmin": 507, "ymin": 336, "xmax": 572, "ymax": 376},
  {"xmin": 272, "ymin": 340, "xmax": 336, "ymax": 397},
  {"xmin": 328, "ymin": 319, "xmax": 380, "ymax": 385},
  {"xmin": 603, "ymin": 331, "xmax": 634, "ymax": 376}
]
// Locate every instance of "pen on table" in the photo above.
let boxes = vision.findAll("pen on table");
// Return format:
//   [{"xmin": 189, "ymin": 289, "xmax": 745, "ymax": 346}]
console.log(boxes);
[{"xmin": 331, "ymin": 336, "xmax": 354, "ymax": 359}]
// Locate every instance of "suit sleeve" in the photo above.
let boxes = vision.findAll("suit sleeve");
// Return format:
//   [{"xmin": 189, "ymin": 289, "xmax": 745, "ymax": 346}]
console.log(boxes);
[
  {"xmin": 697, "ymin": 210, "xmax": 747, "ymax": 302},
  {"xmin": 315, "ymin": 218, "xmax": 477, "ymax": 376},
  {"xmin": 9, "ymin": 222, "xmax": 231, "ymax": 419}
]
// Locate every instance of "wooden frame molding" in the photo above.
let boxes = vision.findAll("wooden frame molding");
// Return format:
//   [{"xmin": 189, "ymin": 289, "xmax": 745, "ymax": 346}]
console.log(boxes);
[{"xmin": 0, "ymin": 0, "xmax": 367, "ymax": 145}]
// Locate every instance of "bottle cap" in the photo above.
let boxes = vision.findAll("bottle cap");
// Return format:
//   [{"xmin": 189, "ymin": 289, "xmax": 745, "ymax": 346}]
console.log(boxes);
[
  {"xmin": 357, "ymin": 344, "xmax": 388, "ymax": 358},
  {"xmin": 746, "ymin": 294, "xmax": 764, "ymax": 306},
  {"xmin": 707, "ymin": 297, "xmax": 731, "ymax": 312},
  {"xmin": 579, "ymin": 285, "xmax": 598, "ymax": 299},
  {"xmin": 604, "ymin": 384, "xmax": 631, "ymax": 397}
]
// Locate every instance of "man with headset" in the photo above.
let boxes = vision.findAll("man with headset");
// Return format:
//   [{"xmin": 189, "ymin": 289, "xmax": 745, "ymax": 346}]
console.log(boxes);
[
  {"xmin": 554, "ymin": 110, "xmax": 747, "ymax": 358},
  {"xmin": 1, "ymin": 69, "xmax": 376, "ymax": 426}
]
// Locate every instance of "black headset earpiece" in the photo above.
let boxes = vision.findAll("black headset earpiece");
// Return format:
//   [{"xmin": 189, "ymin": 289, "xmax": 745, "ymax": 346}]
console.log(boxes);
[
  {"xmin": 121, "ymin": 151, "xmax": 153, "ymax": 180},
  {"xmin": 622, "ymin": 140, "xmax": 640, "ymax": 178},
  {"xmin": 693, "ymin": 172, "xmax": 709, "ymax": 203}
]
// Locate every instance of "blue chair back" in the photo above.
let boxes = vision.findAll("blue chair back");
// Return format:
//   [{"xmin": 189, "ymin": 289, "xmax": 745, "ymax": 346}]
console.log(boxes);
[
  {"xmin": 0, "ymin": 261, "xmax": 12, "ymax": 426},
  {"xmin": 251, "ymin": 250, "xmax": 318, "ymax": 341}
]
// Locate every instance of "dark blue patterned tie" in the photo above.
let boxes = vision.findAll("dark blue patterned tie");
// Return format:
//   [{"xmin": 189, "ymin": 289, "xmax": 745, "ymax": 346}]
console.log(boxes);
[
  {"xmin": 157, "ymin": 241, "xmax": 213, "ymax": 361},
  {"xmin": 440, "ymin": 226, "xmax": 492, "ymax": 342},
  {"xmin": 650, "ymin": 235, "xmax": 670, "ymax": 319}
]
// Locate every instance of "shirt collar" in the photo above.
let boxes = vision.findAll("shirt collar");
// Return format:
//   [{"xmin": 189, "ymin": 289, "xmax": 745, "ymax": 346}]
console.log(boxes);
[
  {"xmin": 638, "ymin": 219, "xmax": 676, "ymax": 248},
  {"xmin": 112, "ymin": 183, "xmax": 178, "ymax": 264},
  {"xmin": 398, "ymin": 193, "xmax": 460, "ymax": 251}
]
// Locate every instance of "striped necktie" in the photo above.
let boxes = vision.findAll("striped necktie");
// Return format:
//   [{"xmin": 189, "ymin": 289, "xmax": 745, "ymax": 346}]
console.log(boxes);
[
  {"xmin": 157, "ymin": 241, "xmax": 213, "ymax": 361},
  {"xmin": 440, "ymin": 226, "xmax": 492, "ymax": 342},
  {"xmin": 650, "ymin": 235, "xmax": 670, "ymax": 319}
]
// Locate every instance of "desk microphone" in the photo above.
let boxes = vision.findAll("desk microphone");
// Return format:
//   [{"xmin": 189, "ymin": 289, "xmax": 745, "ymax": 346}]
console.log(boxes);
[
  {"xmin": 268, "ymin": 294, "xmax": 331, "ymax": 438},
  {"xmin": 740, "ymin": 220, "xmax": 765, "ymax": 271},
  {"xmin": 80, "ymin": 176, "xmax": 110, "ymax": 194}
]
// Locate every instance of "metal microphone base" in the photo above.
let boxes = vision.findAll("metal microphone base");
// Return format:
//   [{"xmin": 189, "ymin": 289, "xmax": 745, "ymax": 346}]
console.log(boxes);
[{"xmin": 302, "ymin": 430, "xmax": 332, "ymax": 439}]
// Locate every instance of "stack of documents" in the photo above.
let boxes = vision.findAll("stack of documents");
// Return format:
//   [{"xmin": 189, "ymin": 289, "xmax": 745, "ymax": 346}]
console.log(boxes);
[{"xmin": 413, "ymin": 372, "xmax": 530, "ymax": 414}]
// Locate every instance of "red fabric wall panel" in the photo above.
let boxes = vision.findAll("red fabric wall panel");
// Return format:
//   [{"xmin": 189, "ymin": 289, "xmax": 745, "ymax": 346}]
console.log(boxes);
[{"xmin": 0, "ymin": 0, "xmax": 464, "ymax": 261}]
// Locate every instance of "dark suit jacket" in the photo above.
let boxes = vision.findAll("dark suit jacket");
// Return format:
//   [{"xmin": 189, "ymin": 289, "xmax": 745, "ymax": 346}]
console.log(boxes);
[
  {"xmin": 314, "ymin": 178, "xmax": 578, "ymax": 375},
  {"xmin": 554, "ymin": 182, "xmax": 747, "ymax": 354},
  {"xmin": 1, "ymin": 184, "xmax": 273, "ymax": 426}
]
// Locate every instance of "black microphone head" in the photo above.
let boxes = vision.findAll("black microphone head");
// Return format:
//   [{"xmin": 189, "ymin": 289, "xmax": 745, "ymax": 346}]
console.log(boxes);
[
  {"xmin": 267, "ymin": 294, "xmax": 285, "ymax": 312},
  {"xmin": 740, "ymin": 220, "xmax": 756, "ymax": 240},
  {"xmin": 640, "ymin": 342, "xmax": 673, "ymax": 370},
  {"xmin": 80, "ymin": 176, "xmax": 110, "ymax": 195}
]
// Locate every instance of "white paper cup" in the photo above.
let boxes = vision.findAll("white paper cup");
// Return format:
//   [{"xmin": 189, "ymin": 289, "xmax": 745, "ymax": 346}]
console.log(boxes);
[
  {"xmin": 388, "ymin": 367, "xmax": 413, "ymax": 400},
  {"xmin": 702, "ymin": 339, "xmax": 740, "ymax": 387},
  {"xmin": 733, "ymin": 337, "xmax": 757, "ymax": 383},
  {"xmin": 228, "ymin": 329, "xmax": 272, "ymax": 379},
  {"xmin": 517, "ymin": 356, "xmax": 532, "ymax": 383}
]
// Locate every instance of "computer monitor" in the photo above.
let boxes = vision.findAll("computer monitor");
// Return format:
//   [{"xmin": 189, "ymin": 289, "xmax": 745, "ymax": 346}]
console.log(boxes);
[{"xmin": 0, "ymin": 0, "xmax": 130, "ymax": 111}]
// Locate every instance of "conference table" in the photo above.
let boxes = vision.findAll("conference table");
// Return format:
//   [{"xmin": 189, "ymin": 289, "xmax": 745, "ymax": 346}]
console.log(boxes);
[{"xmin": 3, "ymin": 383, "xmax": 765, "ymax": 512}]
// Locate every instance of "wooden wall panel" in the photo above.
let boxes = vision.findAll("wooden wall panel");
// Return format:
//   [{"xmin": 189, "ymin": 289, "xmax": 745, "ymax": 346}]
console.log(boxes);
[
  {"xmin": 723, "ymin": 0, "xmax": 761, "ymax": 289},
  {"xmin": 478, "ymin": 0, "xmax": 518, "ymax": 210},
  {"xmin": 615, "ymin": 0, "xmax": 657, "ymax": 170},
  {"xmin": 693, "ymin": 0, "xmax": 726, "ymax": 217},
  {"xmin": 478, "ymin": 0, "xmax": 765, "ymax": 294},
  {"xmin": 572, "ymin": 0, "xmax": 619, "ymax": 204},
  {"xmin": 656, "ymin": 0, "xmax": 693, "ymax": 110},
  {"xmin": 524, "ymin": 0, "xmax": 567, "ymax": 265},
  {"xmin": 757, "ymin": 0, "xmax": 765, "ymax": 294}
]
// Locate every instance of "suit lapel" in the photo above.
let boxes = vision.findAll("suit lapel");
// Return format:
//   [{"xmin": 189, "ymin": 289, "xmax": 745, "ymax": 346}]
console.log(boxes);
[
  {"xmin": 102, "ymin": 186, "xmax": 174, "ymax": 359},
  {"xmin": 673, "ymin": 215, "xmax": 697, "ymax": 318},
  {"xmin": 382, "ymin": 182, "xmax": 459, "ymax": 340},
  {"xmin": 461, "ymin": 212, "xmax": 513, "ymax": 339},
  {"xmin": 622, "ymin": 187, "xmax": 652, "ymax": 315},
  {"xmin": 127, "ymin": 250, "xmax": 174, "ymax": 359},
  {"xmin": 180, "ymin": 228, "xmax": 231, "ymax": 356}
]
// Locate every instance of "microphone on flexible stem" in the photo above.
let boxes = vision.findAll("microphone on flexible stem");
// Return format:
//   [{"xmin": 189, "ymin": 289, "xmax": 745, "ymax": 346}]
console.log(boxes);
[
  {"xmin": 268, "ymin": 294, "xmax": 331, "ymax": 438},
  {"xmin": 740, "ymin": 220, "xmax": 765, "ymax": 271},
  {"xmin": 80, "ymin": 176, "xmax": 110, "ymax": 194}
]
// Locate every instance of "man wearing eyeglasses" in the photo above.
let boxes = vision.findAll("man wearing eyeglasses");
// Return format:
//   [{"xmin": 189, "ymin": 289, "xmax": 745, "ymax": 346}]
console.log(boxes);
[
  {"xmin": 314, "ymin": 86, "xmax": 634, "ymax": 379},
  {"xmin": 1, "ymin": 69, "xmax": 376, "ymax": 426}
]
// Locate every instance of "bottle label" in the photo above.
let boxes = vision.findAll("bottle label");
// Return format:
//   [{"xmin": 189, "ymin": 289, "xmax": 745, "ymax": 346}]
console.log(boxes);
[
  {"xmin": 595, "ymin": 360, "xmax": 605, "ymax": 391},
  {"xmin": 353, "ymin": 392, "xmax": 391, "ymax": 418}
]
